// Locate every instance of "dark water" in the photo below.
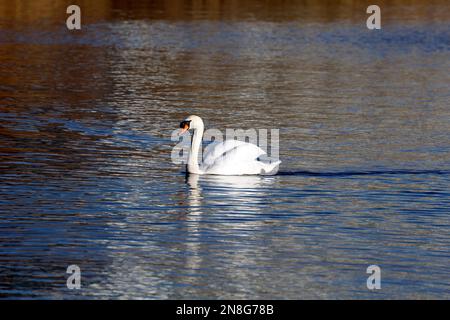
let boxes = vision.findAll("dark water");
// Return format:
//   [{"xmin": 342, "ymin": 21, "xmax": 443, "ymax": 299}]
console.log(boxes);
[{"xmin": 1, "ymin": 1, "xmax": 450, "ymax": 299}]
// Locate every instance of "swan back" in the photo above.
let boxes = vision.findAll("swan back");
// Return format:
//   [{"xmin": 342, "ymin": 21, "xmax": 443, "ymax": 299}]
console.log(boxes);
[
  {"xmin": 201, "ymin": 140, "xmax": 269, "ymax": 175},
  {"xmin": 203, "ymin": 140, "xmax": 265, "ymax": 166}
]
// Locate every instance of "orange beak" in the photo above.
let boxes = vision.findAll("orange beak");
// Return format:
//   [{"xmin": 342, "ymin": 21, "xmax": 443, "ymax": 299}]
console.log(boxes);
[{"xmin": 179, "ymin": 123, "xmax": 189, "ymax": 136}]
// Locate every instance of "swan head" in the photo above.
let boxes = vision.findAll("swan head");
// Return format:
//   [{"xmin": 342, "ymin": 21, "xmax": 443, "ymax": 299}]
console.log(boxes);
[{"xmin": 179, "ymin": 115, "xmax": 204, "ymax": 135}]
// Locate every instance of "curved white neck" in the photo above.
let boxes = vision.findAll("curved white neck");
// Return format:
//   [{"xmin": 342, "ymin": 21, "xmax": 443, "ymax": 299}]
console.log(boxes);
[{"xmin": 187, "ymin": 125, "xmax": 204, "ymax": 174}]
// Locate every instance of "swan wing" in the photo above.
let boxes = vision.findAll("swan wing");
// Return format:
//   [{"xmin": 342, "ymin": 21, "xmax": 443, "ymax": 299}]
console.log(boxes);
[
  {"xmin": 201, "ymin": 141, "xmax": 267, "ymax": 175},
  {"xmin": 203, "ymin": 140, "xmax": 265, "ymax": 166}
]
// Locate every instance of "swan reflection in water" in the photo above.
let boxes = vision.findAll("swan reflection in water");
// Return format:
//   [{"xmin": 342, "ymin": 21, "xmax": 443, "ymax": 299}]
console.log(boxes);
[
  {"xmin": 186, "ymin": 173, "xmax": 276, "ymax": 217},
  {"xmin": 186, "ymin": 172, "xmax": 276, "ymax": 232},
  {"xmin": 183, "ymin": 173, "xmax": 279, "ymax": 295}
]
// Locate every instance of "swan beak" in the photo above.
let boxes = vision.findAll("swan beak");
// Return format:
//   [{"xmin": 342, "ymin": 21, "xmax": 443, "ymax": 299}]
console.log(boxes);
[{"xmin": 178, "ymin": 124, "xmax": 189, "ymax": 136}]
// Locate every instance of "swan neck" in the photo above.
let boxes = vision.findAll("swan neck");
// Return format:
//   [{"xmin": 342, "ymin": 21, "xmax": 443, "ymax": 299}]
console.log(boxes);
[{"xmin": 188, "ymin": 126, "xmax": 203, "ymax": 173}]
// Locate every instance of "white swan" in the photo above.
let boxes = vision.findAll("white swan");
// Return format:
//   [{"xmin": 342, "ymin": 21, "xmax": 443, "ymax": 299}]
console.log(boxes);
[{"xmin": 179, "ymin": 115, "xmax": 281, "ymax": 175}]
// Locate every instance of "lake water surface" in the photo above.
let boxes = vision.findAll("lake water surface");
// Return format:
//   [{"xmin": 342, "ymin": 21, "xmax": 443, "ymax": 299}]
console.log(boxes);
[{"xmin": 0, "ymin": 1, "xmax": 450, "ymax": 299}]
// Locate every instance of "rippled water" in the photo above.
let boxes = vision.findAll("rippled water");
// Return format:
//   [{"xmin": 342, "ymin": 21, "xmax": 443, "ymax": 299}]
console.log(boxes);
[{"xmin": 1, "ymin": 1, "xmax": 450, "ymax": 299}]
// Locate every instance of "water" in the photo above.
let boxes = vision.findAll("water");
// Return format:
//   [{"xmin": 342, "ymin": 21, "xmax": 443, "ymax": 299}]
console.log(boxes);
[{"xmin": 1, "ymin": 1, "xmax": 450, "ymax": 299}]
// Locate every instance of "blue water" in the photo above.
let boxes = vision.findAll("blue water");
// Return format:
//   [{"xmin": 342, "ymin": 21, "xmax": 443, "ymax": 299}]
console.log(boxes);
[{"xmin": 1, "ymin": 3, "xmax": 450, "ymax": 299}]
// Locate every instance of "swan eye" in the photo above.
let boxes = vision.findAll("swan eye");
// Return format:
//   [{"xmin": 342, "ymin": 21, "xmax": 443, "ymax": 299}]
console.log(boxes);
[{"xmin": 180, "ymin": 120, "xmax": 191, "ymax": 130}]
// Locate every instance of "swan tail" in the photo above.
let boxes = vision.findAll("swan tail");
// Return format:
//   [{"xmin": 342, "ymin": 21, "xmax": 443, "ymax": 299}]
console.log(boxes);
[{"xmin": 262, "ymin": 160, "xmax": 281, "ymax": 175}]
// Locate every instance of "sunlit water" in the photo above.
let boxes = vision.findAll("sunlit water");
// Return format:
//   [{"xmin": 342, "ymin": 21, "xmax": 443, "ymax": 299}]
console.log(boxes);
[{"xmin": 1, "ymin": 2, "xmax": 450, "ymax": 299}]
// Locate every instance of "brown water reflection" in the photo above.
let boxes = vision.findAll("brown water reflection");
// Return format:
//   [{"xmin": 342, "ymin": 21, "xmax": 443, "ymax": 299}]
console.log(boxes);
[
  {"xmin": 0, "ymin": 1, "xmax": 449, "ymax": 299},
  {"xmin": 2, "ymin": 0, "xmax": 450, "ymax": 26}
]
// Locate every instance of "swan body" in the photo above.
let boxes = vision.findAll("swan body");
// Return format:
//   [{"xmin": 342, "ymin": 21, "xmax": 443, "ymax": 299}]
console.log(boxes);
[{"xmin": 179, "ymin": 115, "xmax": 281, "ymax": 175}]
